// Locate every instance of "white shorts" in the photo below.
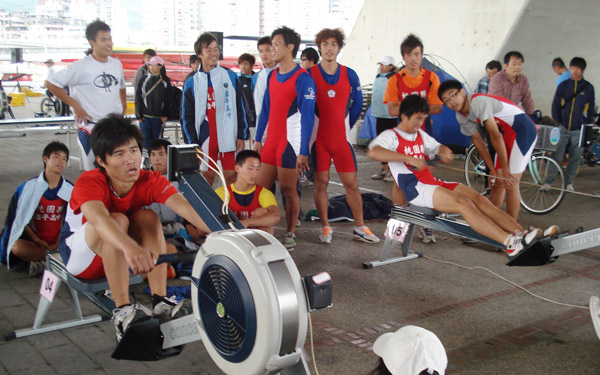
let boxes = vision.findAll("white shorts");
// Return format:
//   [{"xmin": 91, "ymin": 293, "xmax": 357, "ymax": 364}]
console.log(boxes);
[
  {"xmin": 495, "ymin": 136, "xmax": 537, "ymax": 174},
  {"xmin": 62, "ymin": 222, "xmax": 101, "ymax": 277}
]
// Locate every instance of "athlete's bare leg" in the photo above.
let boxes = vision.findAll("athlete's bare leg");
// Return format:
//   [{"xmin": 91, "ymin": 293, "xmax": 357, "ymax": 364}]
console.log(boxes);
[
  {"xmin": 128, "ymin": 209, "xmax": 167, "ymax": 300},
  {"xmin": 453, "ymin": 184, "xmax": 523, "ymax": 234},
  {"xmin": 256, "ymin": 163, "xmax": 278, "ymax": 192},
  {"xmin": 278, "ymin": 167, "xmax": 301, "ymax": 233},
  {"xmin": 432, "ymin": 187, "xmax": 511, "ymax": 245},
  {"xmin": 314, "ymin": 170, "xmax": 331, "ymax": 227},
  {"xmin": 85, "ymin": 213, "xmax": 132, "ymax": 307},
  {"xmin": 339, "ymin": 171, "xmax": 365, "ymax": 227},
  {"xmin": 392, "ymin": 184, "xmax": 408, "ymax": 205}
]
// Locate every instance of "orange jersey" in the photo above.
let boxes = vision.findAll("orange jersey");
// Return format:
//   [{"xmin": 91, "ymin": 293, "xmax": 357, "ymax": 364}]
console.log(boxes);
[{"xmin": 383, "ymin": 67, "xmax": 443, "ymax": 106}]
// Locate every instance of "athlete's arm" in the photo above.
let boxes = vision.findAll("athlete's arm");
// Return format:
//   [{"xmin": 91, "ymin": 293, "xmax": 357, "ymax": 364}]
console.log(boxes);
[
  {"xmin": 367, "ymin": 145, "xmax": 427, "ymax": 171},
  {"xmin": 429, "ymin": 104, "xmax": 442, "ymax": 115},
  {"xmin": 254, "ymin": 73, "xmax": 273, "ymax": 152},
  {"xmin": 387, "ymin": 102, "xmax": 400, "ymax": 117},
  {"xmin": 45, "ymin": 81, "xmax": 91, "ymax": 123},
  {"xmin": 435, "ymin": 144, "xmax": 454, "ymax": 164},
  {"xmin": 348, "ymin": 69, "xmax": 363, "ymax": 127},
  {"xmin": 120, "ymin": 88, "xmax": 127, "ymax": 116},
  {"xmin": 80, "ymin": 200, "xmax": 155, "ymax": 275},
  {"xmin": 296, "ymin": 73, "xmax": 316, "ymax": 156},
  {"xmin": 483, "ymin": 117, "xmax": 513, "ymax": 185},
  {"xmin": 182, "ymin": 78, "xmax": 199, "ymax": 144},
  {"xmin": 232, "ymin": 72, "xmax": 248, "ymax": 143},
  {"xmin": 241, "ymin": 205, "xmax": 280, "ymax": 228},
  {"xmin": 164, "ymin": 193, "xmax": 211, "ymax": 235}
]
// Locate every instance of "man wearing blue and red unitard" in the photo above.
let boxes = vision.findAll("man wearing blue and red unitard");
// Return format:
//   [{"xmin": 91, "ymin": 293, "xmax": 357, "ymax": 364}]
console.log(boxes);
[
  {"xmin": 254, "ymin": 26, "xmax": 316, "ymax": 249},
  {"xmin": 308, "ymin": 28, "xmax": 380, "ymax": 245}
]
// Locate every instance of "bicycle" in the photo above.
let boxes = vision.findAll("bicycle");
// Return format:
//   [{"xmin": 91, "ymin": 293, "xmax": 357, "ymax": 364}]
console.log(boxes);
[
  {"xmin": 40, "ymin": 90, "xmax": 71, "ymax": 117},
  {"xmin": 464, "ymin": 125, "xmax": 565, "ymax": 214}
]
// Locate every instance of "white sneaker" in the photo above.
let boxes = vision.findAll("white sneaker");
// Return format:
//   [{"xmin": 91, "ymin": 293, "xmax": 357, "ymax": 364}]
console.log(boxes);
[
  {"xmin": 29, "ymin": 261, "xmax": 46, "ymax": 277},
  {"xmin": 282, "ymin": 232, "xmax": 296, "ymax": 250},
  {"xmin": 112, "ymin": 304, "xmax": 150, "ymax": 342},
  {"xmin": 506, "ymin": 228, "xmax": 542, "ymax": 259},
  {"xmin": 371, "ymin": 169, "xmax": 387, "ymax": 180},
  {"xmin": 353, "ymin": 226, "xmax": 380, "ymax": 243},
  {"xmin": 383, "ymin": 171, "xmax": 395, "ymax": 182},
  {"xmin": 539, "ymin": 184, "xmax": 551, "ymax": 192},
  {"xmin": 543, "ymin": 225, "xmax": 560, "ymax": 238},
  {"xmin": 319, "ymin": 226, "xmax": 332, "ymax": 244},
  {"xmin": 152, "ymin": 295, "xmax": 192, "ymax": 318},
  {"xmin": 419, "ymin": 227, "xmax": 437, "ymax": 244},
  {"xmin": 566, "ymin": 184, "xmax": 575, "ymax": 191}
]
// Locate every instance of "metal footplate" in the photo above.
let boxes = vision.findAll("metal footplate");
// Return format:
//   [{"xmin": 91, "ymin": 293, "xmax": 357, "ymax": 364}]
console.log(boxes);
[{"xmin": 507, "ymin": 228, "xmax": 600, "ymax": 267}]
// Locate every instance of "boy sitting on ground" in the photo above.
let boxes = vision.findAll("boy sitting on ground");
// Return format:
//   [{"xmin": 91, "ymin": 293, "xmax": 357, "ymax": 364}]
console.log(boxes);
[
  {"xmin": 1, "ymin": 141, "xmax": 73, "ymax": 276},
  {"xmin": 367, "ymin": 95, "xmax": 556, "ymax": 258},
  {"xmin": 58, "ymin": 114, "xmax": 211, "ymax": 341},
  {"xmin": 215, "ymin": 150, "xmax": 280, "ymax": 235}
]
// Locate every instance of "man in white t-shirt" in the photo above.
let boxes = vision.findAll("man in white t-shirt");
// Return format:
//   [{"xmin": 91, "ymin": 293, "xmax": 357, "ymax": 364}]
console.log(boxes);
[{"xmin": 46, "ymin": 20, "xmax": 126, "ymax": 171}]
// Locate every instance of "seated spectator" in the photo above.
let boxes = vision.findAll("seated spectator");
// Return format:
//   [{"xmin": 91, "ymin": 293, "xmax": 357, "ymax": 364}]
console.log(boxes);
[
  {"xmin": 552, "ymin": 57, "xmax": 571, "ymax": 87},
  {"xmin": 215, "ymin": 150, "xmax": 280, "ymax": 234},
  {"xmin": 475, "ymin": 60, "xmax": 501, "ymax": 94},
  {"xmin": 1, "ymin": 141, "xmax": 73, "ymax": 276},
  {"xmin": 370, "ymin": 325, "xmax": 447, "ymax": 375},
  {"xmin": 145, "ymin": 138, "xmax": 204, "ymax": 245},
  {"xmin": 488, "ymin": 51, "xmax": 535, "ymax": 116},
  {"xmin": 57, "ymin": 114, "xmax": 211, "ymax": 342}
]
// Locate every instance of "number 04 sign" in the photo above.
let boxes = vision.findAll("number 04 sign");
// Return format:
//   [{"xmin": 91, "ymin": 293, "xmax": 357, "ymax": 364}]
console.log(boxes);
[{"xmin": 39, "ymin": 270, "xmax": 59, "ymax": 302}]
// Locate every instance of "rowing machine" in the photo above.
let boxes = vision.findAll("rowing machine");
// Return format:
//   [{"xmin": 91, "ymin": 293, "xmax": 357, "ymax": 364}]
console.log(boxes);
[{"xmin": 363, "ymin": 204, "xmax": 503, "ymax": 269}]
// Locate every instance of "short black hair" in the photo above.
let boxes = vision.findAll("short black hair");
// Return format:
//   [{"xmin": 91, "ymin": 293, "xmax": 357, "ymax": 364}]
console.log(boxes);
[
  {"xmin": 236, "ymin": 150, "xmax": 261, "ymax": 166},
  {"xmin": 91, "ymin": 114, "xmax": 144, "ymax": 170},
  {"xmin": 400, "ymin": 34, "xmax": 423, "ymax": 57},
  {"xmin": 143, "ymin": 49, "xmax": 157, "ymax": 58},
  {"xmin": 189, "ymin": 54, "xmax": 199, "ymax": 64},
  {"xmin": 301, "ymin": 47, "xmax": 319, "ymax": 64},
  {"xmin": 400, "ymin": 95, "xmax": 429, "ymax": 118},
  {"xmin": 149, "ymin": 138, "xmax": 171, "ymax": 153},
  {"xmin": 238, "ymin": 53, "xmax": 256, "ymax": 66},
  {"xmin": 257, "ymin": 36, "xmax": 272, "ymax": 49},
  {"xmin": 552, "ymin": 57, "xmax": 566, "ymax": 69},
  {"xmin": 42, "ymin": 141, "xmax": 69, "ymax": 169},
  {"xmin": 85, "ymin": 20, "xmax": 110, "ymax": 42},
  {"xmin": 271, "ymin": 26, "xmax": 301, "ymax": 57},
  {"xmin": 194, "ymin": 33, "xmax": 218, "ymax": 56},
  {"xmin": 486, "ymin": 60, "xmax": 502, "ymax": 71},
  {"xmin": 504, "ymin": 51, "xmax": 524, "ymax": 64},
  {"xmin": 570, "ymin": 57, "xmax": 587, "ymax": 70},
  {"xmin": 437, "ymin": 80, "xmax": 463, "ymax": 101}
]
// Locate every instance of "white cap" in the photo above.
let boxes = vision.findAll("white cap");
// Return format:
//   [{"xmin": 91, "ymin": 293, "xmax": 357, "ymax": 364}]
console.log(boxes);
[
  {"xmin": 378, "ymin": 56, "xmax": 395, "ymax": 66},
  {"xmin": 373, "ymin": 326, "xmax": 447, "ymax": 375}
]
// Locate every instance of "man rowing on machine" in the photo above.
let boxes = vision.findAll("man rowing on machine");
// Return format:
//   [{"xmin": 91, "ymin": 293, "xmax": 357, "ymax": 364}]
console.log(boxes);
[{"xmin": 367, "ymin": 95, "xmax": 558, "ymax": 258}]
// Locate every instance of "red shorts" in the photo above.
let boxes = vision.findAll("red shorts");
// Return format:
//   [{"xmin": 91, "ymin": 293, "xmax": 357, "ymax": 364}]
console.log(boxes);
[
  {"xmin": 261, "ymin": 141, "xmax": 297, "ymax": 169},
  {"xmin": 311, "ymin": 140, "xmax": 357, "ymax": 173}
]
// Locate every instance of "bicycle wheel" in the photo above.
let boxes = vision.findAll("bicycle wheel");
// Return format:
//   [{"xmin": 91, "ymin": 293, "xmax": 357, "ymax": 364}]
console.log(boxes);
[
  {"xmin": 520, "ymin": 154, "xmax": 565, "ymax": 214},
  {"xmin": 464, "ymin": 145, "xmax": 490, "ymax": 195},
  {"xmin": 40, "ymin": 98, "xmax": 59, "ymax": 116}
]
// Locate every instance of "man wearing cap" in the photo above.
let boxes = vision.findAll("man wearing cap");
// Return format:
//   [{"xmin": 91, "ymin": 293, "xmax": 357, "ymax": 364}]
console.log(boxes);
[
  {"xmin": 372, "ymin": 325, "xmax": 447, "ymax": 375},
  {"xmin": 135, "ymin": 56, "xmax": 171, "ymax": 150},
  {"xmin": 133, "ymin": 49, "xmax": 157, "ymax": 95},
  {"xmin": 371, "ymin": 55, "xmax": 398, "ymax": 181}
]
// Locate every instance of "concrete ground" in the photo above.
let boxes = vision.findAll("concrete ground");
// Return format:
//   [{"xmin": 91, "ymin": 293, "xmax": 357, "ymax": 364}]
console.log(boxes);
[{"xmin": 1, "ymin": 97, "xmax": 599, "ymax": 374}]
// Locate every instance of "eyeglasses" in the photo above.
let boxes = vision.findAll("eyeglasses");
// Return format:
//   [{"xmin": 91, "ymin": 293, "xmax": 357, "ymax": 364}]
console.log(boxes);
[
  {"xmin": 441, "ymin": 90, "xmax": 460, "ymax": 105},
  {"xmin": 301, "ymin": 58, "xmax": 308, "ymax": 62}
]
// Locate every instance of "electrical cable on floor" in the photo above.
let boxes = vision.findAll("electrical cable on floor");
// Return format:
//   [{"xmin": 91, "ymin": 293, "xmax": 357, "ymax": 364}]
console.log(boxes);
[
  {"xmin": 422, "ymin": 252, "xmax": 590, "ymax": 310},
  {"xmin": 307, "ymin": 313, "xmax": 321, "ymax": 375}
]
